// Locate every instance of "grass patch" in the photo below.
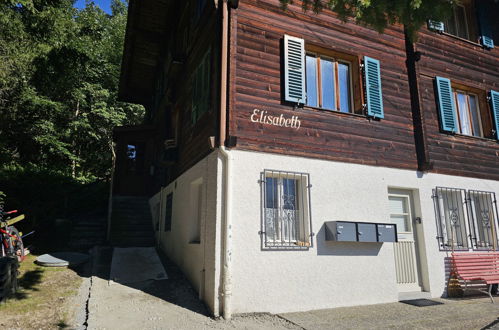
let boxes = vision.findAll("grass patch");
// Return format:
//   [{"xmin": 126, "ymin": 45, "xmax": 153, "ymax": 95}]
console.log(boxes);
[{"xmin": 0, "ymin": 254, "xmax": 83, "ymax": 329}]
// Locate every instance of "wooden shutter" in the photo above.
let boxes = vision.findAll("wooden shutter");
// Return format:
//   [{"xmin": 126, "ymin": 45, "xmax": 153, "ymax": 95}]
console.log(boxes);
[
  {"xmin": 427, "ymin": 20, "xmax": 445, "ymax": 32},
  {"xmin": 284, "ymin": 35, "xmax": 305, "ymax": 104},
  {"xmin": 364, "ymin": 56, "xmax": 384, "ymax": 119},
  {"xmin": 490, "ymin": 90, "xmax": 499, "ymax": 140},
  {"xmin": 477, "ymin": 1, "xmax": 495, "ymax": 49},
  {"xmin": 435, "ymin": 77, "xmax": 458, "ymax": 133}
]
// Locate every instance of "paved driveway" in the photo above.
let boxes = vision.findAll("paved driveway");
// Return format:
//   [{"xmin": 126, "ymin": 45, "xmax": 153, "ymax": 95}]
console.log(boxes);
[{"xmin": 81, "ymin": 247, "xmax": 499, "ymax": 330}]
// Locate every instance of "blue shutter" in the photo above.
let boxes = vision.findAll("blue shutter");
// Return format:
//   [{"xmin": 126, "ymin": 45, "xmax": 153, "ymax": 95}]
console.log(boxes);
[
  {"xmin": 427, "ymin": 20, "xmax": 444, "ymax": 32},
  {"xmin": 490, "ymin": 90, "xmax": 499, "ymax": 140},
  {"xmin": 284, "ymin": 35, "xmax": 305, "ymax": 104},
  {"xmin": 435, "ymin": 77, "xmax": 458, "ymax": 133},
  {"xmin": 477, "ymin": 1, "xmax": 495, "ymax": 49},
  {"xmin": 364, "ymin": 56, "xmax": 384, "ymax": 119}
]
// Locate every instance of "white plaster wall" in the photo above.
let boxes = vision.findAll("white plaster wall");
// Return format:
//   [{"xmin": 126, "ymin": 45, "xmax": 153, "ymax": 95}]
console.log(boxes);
[
  {"xmin": 227, "ymin": 149, "xmax": 499, "ymax": 314},
  {"xmin": 151, "ymin": 151, "xmax": 222, "ymax": 316}
]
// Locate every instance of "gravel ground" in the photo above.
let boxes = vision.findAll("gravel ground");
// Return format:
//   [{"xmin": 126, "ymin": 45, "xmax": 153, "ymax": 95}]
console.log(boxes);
[
  {"xmin": 282, "ymin": 297, "xmax": 499, "ymax": 330},
  {"xmin": 82, "ymin": 247, "xmax": 499, "ymax": 330},
  {"xmin": 85, "ymin": 247, "xmax": 300, "ymax": 330}
]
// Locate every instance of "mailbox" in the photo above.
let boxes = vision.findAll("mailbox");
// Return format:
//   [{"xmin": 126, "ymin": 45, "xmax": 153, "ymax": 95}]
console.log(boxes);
[
  {"xmin": 325, "ymin": 221, "xmax": 398, "ymax": 243},
  {"xmin": 325, "ymin": 221, "xmax": 357, "ymax": 242},
  {"xmin": 377, "ymin": 224, "xmax": 398, "ymax": 242},
  {"xmin": 357, "ymin": 223, "xmax": 377, "ymax": 242}
]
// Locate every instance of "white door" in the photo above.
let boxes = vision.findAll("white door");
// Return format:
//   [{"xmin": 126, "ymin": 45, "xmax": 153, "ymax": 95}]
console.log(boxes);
[{"xmin": 389, "ymin": 189, "xmax": 422, "ymax": 292}]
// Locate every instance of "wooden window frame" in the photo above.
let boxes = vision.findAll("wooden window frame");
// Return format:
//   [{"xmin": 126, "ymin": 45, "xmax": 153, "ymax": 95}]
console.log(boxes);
[
  {"xmin": 443, "ymin": 0, "xmax": 479, "ymax": 43},
  {"xmin": 451, "ymin": 82, "xmax": 494, "ymax": 139},
  {"xmin": 453, "ymin": 89, "xmax": 482, "ymax": 137},
  {"xmin": 261, "ymin": 170, "xmax": 313, "ymax": 250},
  {"xmin": 305, "ymin": 44, "xmax": 363, "ymax": 115},
  {"xmin": 388, "ymin": 193, "xmax": 413, "ymax": 234},
  {"xmin": 191, "ymin": 48, "xmax": 212, "ymax": 126}
]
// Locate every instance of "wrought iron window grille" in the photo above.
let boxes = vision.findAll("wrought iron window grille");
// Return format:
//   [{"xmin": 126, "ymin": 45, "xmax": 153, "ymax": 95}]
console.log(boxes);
[
  {"xmin": 467, "ymin": 190, "xmax": 499, "ymax": 250},
  {"xmin": 433, "ymin": 187, "xmax": 499, "ymax": 251},
  {"xmin": 259, "ymin": 169, "xmax": 313, "ymax": 251}
]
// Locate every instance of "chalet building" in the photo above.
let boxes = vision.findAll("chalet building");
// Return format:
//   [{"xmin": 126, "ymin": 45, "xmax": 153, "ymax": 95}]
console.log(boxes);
[{"xmin": 114, "ymin": 0, "xmax": 499, "ymax": 317}]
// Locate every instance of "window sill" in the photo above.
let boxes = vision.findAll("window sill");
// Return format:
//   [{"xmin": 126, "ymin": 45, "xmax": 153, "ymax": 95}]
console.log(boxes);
[
  {"xmin": 439, "ymin": 32, "xmax": 484, "ymax": 49},
  {"xmin": 443, "ymin": 131, "xmax": 498, "ymax": 143},
  {"xmin": 301, "ymin": 105, "xmax": 366, "ymax": 119}
]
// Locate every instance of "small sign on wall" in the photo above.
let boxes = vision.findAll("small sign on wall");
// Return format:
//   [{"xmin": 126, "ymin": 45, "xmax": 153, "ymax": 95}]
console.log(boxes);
[{"xmin": 250, "ymin": 108, "xmax": 301, "ymax": 130}]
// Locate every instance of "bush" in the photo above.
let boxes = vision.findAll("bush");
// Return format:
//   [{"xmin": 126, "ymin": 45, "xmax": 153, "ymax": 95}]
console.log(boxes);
[{"xmin": 0, "ymin": 164, "xmax": 109, "ymax": 232}]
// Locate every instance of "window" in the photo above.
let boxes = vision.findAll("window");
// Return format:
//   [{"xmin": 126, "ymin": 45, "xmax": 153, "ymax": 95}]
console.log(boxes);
[
  {"xmin": 428, "ymin": 1, "xmax": 495, "ymax": 48},
  {"xmin": 389, "ymin": 194, "xmax": 412, "ymax": 233},
  {"xmin": 433, "ymin": 187, "xmax": 469, "ymax": 250},
  {"xmin": 305, "ymin": 54, "xmax": 352, "ymax": 113},
  {"xmin": 468, "ymin": 190, "xmax": 498, "ymax": 249},
  {"xmin": 261, "ymin": 170, "xmax": 312, "ymax": 250},
  {"xmin": 192, "ymin": 48, "xmax": 211, "ymax": 124},
  {"xmin": 433, "ymin": 187, "xmax": 499, "ymax": 251},
  {"xmin": 444, "ymin": 3, "xmax": 476, "ymax": 41},
  {"xmin": 434, "ymin": 77, "xmax": 496, "ymax": 139},
  {"xmin": 164, "ymin": 193, "xmax": 173, "ymax": 232},
  {"xmin": 125, "ymin": 142, "xmax": 145, "ymax": 174},
  {"xmin": 283, "ymin": 35, "xmax": 383, "ymax": 117},
  {"xmin": 453, "ymin": 90, "xmax": 482, "ymax": 137},
  {"xmin": 189, "ymin": 179, "xmax": 203, "ymax": 243}
]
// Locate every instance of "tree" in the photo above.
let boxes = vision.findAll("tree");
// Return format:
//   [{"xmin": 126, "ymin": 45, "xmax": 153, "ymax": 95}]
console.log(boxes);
[
  {"xmin": 0, "ymin": 0, "xmax": 144, "ymax": 180},
  {"xmin": 279, "ymin": 0, "xmax": 454, "ymax": 39}
]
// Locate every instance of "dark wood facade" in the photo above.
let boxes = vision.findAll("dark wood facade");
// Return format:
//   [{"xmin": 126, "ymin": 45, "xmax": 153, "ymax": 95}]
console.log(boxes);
[
  {"xmin": 414, "ymin": 23, "xmax": 499, "ymax": 180},
  {"xmin": 119, "ymin": 0, "xmax": 222, "ymax": 193},
  {"xmin": 228, "ymin": 0, "xmax": 418, "ymax": 170},
  {"xmin": 118, "ymin": 0, "xmax": 499, "ymax": 191}
]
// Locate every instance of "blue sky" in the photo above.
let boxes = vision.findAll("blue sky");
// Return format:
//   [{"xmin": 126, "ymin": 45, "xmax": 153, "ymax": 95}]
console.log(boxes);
[{"xmin": 74, "ymin": 0, "xmax": 113, "ymax": 14}]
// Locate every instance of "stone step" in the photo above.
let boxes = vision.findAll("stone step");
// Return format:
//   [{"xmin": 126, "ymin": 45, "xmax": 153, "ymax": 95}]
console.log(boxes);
[
  {"xmin": 112, "ymin": 200, "xmax": 149, "ymax": 206},
  {"xmin": 71, "ymin": 233, "xmax": 107, "ymax": 240},
  {"xmin": 109, "ymin": 231, "xmax": 155, "ymax": 239},
  {"xmin": 111, "ymin": 206, "xmax": 150, "ymax": 212},
  {"xmin": 72, "ymin": 225, "xmax": 106, "ymax": 229},
  {"xmin": 111, "ymin": 214, "xmax": 151, "ymax": 221},
  {"xmin": 110, "ymin": 237, "xmax": 155, "ymax": 247},
  {"xmin": 69, "ymin": 215, "xmax": 108, "ymax": 250},
  {"xmin": 109, "ymin": 196, "xmax": 155, "ymax": 247},
  {"xmin": 110, "ymin": 227, "xmax": 154, "ymax": 235},
  {"xmin": 111, "ymin": 217, "xmax": 152, "ymax": 227}
]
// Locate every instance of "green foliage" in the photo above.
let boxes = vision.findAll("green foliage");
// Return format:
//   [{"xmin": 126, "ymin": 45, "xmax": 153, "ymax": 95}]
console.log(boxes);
[
  {"xmin": 0, "ymin": 0, "xmax": 143, "ymax": 232},
  {"xmin": 0, "ymin": 164, "xmax": 109, "ymax": 230},
  {"xmin": 0, "ymin": 0, "xmax": 144, "ymax": 180},
  {"xmin": 279, "ymin": 0, "xmax": 454, "ymax": 39}
]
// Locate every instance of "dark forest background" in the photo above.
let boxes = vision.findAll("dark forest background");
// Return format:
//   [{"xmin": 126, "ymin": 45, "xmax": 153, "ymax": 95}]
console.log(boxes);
[{"xmin": 0, "ymin": 0, "xmax": 144, "ymax": 231}]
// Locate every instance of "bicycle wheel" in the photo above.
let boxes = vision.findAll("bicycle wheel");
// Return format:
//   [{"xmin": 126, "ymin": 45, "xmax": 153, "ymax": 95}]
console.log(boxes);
[
  {"xmin": 0, "ymin": 257, "xmax": 17, "ymax": 302},
  {"xmin": 6, "ymin": 226, "xmax": 24, "ymax": 262}
]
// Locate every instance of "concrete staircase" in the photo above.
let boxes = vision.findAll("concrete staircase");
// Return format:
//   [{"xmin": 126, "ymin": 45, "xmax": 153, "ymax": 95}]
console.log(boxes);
[
  {"xmin": 69, "ymin": 215, "xmax": 108, "ymax": 251},
  {"xmin": 109, "ymin": 196, "xmax": 155, "ymax": 247}
]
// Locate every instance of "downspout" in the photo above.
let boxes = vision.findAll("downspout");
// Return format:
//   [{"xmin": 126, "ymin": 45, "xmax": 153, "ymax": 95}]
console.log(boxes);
[
  {"xmin": 219, "ymin": 0, "xmax": 233, "ymax": 320},
  {"xmin": 219, "ymin": 146, "xmax": 232, "ymax": 319},
  {"xmin": 404, "ymin": 27, "xmax": 431, "ymax": 172}
]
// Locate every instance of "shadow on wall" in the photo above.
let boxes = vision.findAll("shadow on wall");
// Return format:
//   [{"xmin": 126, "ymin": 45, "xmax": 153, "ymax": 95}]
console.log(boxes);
[{"xmin": 316, "ymin": 223, "xmax": 383, "ymax": 256}]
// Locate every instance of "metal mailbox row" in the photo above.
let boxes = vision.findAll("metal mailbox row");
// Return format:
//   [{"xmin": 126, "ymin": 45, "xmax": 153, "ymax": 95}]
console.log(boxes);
[{"xmin": 324, "ymin": 221, "xmax": 398, "ymax": 243}]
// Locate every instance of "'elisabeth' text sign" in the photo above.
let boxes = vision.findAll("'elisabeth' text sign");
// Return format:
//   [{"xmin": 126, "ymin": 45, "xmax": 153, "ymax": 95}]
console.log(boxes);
[{"xmin": 250, "ymin": 109, "xmax": 301, "ymax": 130}]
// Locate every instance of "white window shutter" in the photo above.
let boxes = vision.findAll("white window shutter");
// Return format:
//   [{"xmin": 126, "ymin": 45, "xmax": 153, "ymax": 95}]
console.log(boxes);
[{"xmin": 284, "ymin": 35, "xmax": 305, "ymax": 104}]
